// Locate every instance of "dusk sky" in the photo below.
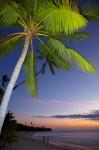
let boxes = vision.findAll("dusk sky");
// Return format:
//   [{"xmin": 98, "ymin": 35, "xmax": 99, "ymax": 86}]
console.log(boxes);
[{"xmin": 0, "ymin": 20, "xmax": 99, "ymax": 129}]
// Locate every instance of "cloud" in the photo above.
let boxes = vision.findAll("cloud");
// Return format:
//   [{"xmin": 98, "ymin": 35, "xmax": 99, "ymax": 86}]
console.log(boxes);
[
  {"xmin": 32, "ymin": 110, "xmax": 99, "ymax": 121},
  {"xmin": 31, "ymin": 115, "xmax": 48, "ymax": 118},
  {"xmin": 19, "ymin": 98, "xmax": 99, "ymax": 108}
]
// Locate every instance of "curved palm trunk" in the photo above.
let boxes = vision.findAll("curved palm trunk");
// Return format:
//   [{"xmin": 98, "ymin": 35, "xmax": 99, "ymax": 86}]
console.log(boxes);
[{"xmin": 0, "ymin": 34, "xmax": 31, "ymax": 134}]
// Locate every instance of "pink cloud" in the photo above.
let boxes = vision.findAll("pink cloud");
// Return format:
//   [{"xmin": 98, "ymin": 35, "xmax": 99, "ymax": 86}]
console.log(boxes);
[{"xmin": 19, "ymin": 98, "xmax": 99, "ymax": 108}]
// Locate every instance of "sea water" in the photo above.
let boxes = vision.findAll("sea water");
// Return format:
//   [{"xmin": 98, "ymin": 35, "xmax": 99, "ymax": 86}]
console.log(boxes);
[{"xmin": 32, "ymin": 130, "xmax": 99, "ymax": 150}]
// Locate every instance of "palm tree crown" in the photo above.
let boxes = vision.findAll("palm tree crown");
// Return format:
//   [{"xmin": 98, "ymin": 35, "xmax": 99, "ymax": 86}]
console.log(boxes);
[{"xmin": 0, "ymin": 0, "xmax": 97, "ymax": 95}]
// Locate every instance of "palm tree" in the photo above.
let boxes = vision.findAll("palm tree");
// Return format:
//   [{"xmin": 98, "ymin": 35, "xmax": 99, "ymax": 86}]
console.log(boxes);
[{"xmin": 0, "ymin": 0, "xmax": 98, "ymax": 133}]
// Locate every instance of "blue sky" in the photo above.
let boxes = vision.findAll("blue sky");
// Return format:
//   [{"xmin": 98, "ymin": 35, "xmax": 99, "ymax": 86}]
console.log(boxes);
[{"xmin": 0, "ymin": 20, "xmax": 99, "ymax": 128}]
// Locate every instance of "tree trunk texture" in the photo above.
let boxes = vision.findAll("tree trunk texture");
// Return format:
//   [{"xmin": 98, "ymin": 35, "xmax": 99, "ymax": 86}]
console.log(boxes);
[{"xmin": 0, "ymin": 34, "xmax": 31, "ymax": 134}]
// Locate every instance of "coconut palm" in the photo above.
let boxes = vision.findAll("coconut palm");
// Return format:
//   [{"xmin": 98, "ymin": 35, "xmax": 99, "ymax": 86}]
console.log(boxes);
[{"xmin": 0, "ymin": 0, "xmax": 98, "ymax": 133}]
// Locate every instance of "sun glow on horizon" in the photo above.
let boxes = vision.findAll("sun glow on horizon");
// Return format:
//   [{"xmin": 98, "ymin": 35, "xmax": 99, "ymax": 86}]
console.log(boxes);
[{"xmin": 16, "ymin": 116, "xmax": 99, "ymax": 129}]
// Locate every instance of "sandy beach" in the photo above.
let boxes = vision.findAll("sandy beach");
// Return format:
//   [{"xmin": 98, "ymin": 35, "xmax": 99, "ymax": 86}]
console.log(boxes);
[
  {"xmin": 2, "ymin": 132, "xmax": 73, "ymax": 150},
  {"xmin": 2, "ymin": 132, "xmax": 93, "ymax": 150}
]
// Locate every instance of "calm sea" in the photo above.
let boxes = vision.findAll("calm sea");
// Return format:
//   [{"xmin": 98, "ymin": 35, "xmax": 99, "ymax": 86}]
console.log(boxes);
[{"xmin": 32, "ymin": 130, "xmax": 99, "ymax": 150}]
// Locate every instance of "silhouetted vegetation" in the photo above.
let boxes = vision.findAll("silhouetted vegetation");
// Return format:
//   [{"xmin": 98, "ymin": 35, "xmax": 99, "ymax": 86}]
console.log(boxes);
[
  {"xmin": 0, "ymin": 75, "xmax": 10, "ymax": 105},
  {"xmin": 17, "ymin": 123, "xmax": 52, "ymax": 132},
  {"xmin": 0, "ymin": 111, "xmax": 17, "ymax": 149},
  {"xmin": 0, "ymin": 75, "xmax": 51, "ymax": 148},
  {"xmin": 0, "ymin": 111, "xmax": 52, "ymax": 148},
  {"xmin": 0, "ymin": 88, "xmax": 4, "ymax": 105}
]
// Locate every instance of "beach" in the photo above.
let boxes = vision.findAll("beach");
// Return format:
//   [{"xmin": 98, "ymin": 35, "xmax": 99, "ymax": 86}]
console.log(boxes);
[
  {"xmin": 2, "ymin": 132, "xmax": 74, "ymax": 150},
  {"xmin": 2, "ymin": 132, "xmax": 93, "ymax": 150}
]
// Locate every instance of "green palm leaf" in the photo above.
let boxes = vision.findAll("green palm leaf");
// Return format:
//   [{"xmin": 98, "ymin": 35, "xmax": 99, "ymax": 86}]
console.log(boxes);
[
  {"xmin": 0, "ymin": 0, "xmax": 25, "ymax": 25},
  {"xmin": 48, "ymin": 62, "xmax": 55, "ymax": 75},
  {"xmin": 14, "ymin": 0, "xmax": 39, "ymax": 15},
  {"xmin": 24, "ymin": 50, "xmax": 37, "ymax": 96},
  {"xmin": 49, "ymin": 38, "xmax": 96, "ymax": 73},
  {"xmin": 47, "ymin": 32, "xmax": 90, "ymax": 45},
  {"xmin": 65, "ymin": 48, "xmax": 96, "ymax": 73},
  {"xmin": 62, "ymin": 32, "xmax": 90, "ymax": 42},
  {"xmin": 36, "ymin": 0, "xmax": 87, "ymax": 34},
  {"xmin": 0, "ymin": 34, "xmax": 22, "ymax": 57},
  {"xmin": 81, "ymin": 1, "xmax": 99, "ymax": 20},
  {"xmin": 40, "ymin": 40, "xmax": 71, "ymax": 70},
  {"xmin": 41, "ymin": 63, "xmax": 47, "ymax": 74},
  {"xmin": 15, "ymin": 0, "xmax": 35, "ymax": 13}
]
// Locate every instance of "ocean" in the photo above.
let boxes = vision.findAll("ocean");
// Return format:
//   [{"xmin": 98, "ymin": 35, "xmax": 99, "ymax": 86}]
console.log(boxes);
[{"xmin": 32, "ymin": 130, "xmax": 99, "ymax": 150}]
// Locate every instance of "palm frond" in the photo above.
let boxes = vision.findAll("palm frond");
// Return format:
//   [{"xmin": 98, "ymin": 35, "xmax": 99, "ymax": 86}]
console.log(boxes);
[
  {"xmin": 40, "ymin": 39, "xmax": 71, "ymax": 70},
  {"xmin": 81, "ymin": 0, "xmax": 99, "ymax": 20},
  {"xmin": 32, "ymin": 0, "xmax": 39, "ymax": 20},
  {"xmin": 65, "ymin": 48, "xmax": 96, "ymax": 73},
  {"xmin": 24, "ymin": 49, "xmax": 37, "ymax": 96},
  {"xmin": 0, "ymin": 0, "xmax": 25, "ymax": 25},
  {"xmin": 36, "ymin": 0, "xmax": 87, "ymax": 34},
  {"xmin": 14, "ymin": 0, "xmax": 41, "ymax": 18},
  {"xmin": 48, "ymin": 62, "xmax": 55, "ymax": 75},
  {"xmin": 0, "ymin": 34, "xmax": 23, "ymax": 57},
  {"xmin": 62, "ymin": 32, "xmax": 91, "ymax": 42},
  {"xmin": 14, "ymin": 0, "xmax": 35, "ymax": 13},
  {"xmin": 49, "ymin": 38, "xmax": 96, "ymax": 73},
  {"xmin": 41, "ymin": 62, "xmax": 47, "ymax": 74}
]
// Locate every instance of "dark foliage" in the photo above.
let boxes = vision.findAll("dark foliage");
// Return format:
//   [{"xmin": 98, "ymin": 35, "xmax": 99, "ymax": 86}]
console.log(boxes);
[
  {"xmin": 0, "ymin": 75, "xmax": 10, "ymax": 105},
  {"xmin": 0, "ymin": 88, "xmax": 4, "ymax": 105},
  {"xmin": 17, "ymin": 123, "xmax": 52, "ymax": 132},
  {"xmin": 0, "ymin": 111, "xmax": 17, "ymax": 149},
  {"xmin": 0, "ymin": 111, "xmax": 52, "ymax": 148}
]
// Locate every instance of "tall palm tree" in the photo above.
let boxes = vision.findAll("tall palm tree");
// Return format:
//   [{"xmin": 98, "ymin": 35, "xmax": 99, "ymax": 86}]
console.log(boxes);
[{"xmin": 0, "ymin": 0, "xmax": 98, "ymax": 133}]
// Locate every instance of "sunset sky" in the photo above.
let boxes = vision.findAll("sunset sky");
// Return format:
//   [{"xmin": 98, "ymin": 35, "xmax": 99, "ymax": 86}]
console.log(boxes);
[{"xmin": 0, "ymin": 19, "xmax": 99, "ymax": 129}]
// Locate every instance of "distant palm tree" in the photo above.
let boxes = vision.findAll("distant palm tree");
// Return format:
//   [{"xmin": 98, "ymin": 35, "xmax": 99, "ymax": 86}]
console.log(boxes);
[{"xmin": 0, "ymin": 0, "xmax": 98, "ymax": 133}]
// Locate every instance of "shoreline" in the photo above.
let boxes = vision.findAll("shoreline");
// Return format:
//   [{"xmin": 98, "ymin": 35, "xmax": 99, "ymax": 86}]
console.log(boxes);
[
  {"xmin": 17, "ymin": 132, "xmax": 74, "ymax": 150},
  {"xmin": 2, "ymin": 132, "xmax": 93, "ymax": 150}
]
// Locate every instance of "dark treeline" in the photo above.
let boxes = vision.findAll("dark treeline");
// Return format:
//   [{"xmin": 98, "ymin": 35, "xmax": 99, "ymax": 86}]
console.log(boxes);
[
  {"xmin": 0, "ymin": 76, "xmax": 52, "ymax": 132},
  {"xmin": 1, "ymin": 111, "xmax": 52, "ymax": 132},
  {"xmin": 17, "ymin": 123, "xmax": 52, "ymax": 132},
  {"xmin": 0, "ymin": 111, "xmax": 52, "ymax": 149}
]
